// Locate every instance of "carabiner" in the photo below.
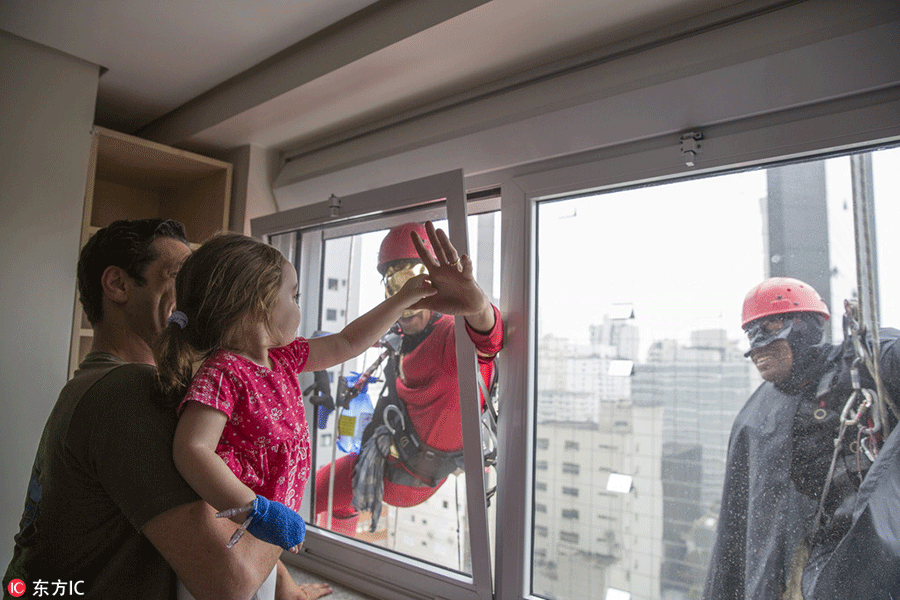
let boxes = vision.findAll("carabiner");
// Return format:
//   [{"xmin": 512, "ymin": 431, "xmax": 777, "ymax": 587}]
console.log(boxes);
[{"xmin": 383, "ymin": 404, "xmax": 405, "ymax": 436}]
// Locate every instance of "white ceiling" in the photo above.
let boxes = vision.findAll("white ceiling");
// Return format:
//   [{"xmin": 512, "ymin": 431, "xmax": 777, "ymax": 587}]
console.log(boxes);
[{"xmin": 1, "ymin": 0, "xmax": 753, "ymax": 155}]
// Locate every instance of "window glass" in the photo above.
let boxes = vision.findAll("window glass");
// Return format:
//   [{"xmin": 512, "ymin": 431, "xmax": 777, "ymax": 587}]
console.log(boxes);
[
  {"xmin": 271, "ymin": 208, "xmax": 500, "ymax": 575},
  {"xmin": 532, "ymin": 146, "xmax": 899, "ymax": 599},
  {"xmin": 874, "ymin": 148, "xmax": 900, "ymax": 327}
]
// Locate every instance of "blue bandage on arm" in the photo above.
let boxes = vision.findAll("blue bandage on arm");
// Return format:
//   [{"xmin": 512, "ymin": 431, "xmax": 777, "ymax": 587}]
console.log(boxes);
[{"xmin": 239, "ymin": 495, "xmax": 306, "ymax": 550}]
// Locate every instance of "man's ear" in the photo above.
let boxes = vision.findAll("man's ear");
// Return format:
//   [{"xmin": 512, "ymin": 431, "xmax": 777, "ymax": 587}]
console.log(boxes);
[{"xmin": 100, "ymin": 265, "xmax": 130, "ymax": 304}]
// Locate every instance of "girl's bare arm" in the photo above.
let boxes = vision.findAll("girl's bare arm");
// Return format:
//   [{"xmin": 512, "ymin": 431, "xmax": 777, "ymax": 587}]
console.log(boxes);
[
  {"xmin": 304, "ymin": 274, "xmax": 434, "ymax": 372},
  {"xmin": 172, "ymin": 402, "xmax": 257, "ymax": 519}
]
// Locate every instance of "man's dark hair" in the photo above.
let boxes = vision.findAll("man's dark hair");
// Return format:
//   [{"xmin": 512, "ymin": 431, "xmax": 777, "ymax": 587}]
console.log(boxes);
[{"xmin": 77, "ymin": 219, "xmax": 188, "ymax": 325}]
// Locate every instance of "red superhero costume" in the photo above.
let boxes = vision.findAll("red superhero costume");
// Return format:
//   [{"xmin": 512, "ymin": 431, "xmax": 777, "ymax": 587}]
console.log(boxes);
[{"xmin": 314, "ymin": 306, "xmax": 503, "ymax": 535}]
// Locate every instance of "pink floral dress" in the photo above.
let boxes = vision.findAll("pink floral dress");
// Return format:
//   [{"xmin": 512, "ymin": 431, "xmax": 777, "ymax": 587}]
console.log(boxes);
[{"xmin": 179, "ymin": 338, "xmax": 311, "ymax": 511}]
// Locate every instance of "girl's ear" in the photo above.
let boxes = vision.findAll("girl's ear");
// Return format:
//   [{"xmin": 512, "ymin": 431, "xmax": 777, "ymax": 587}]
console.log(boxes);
[{"xmin": 100, "ymin": 265, "xmax": 130, "ymax": 304}]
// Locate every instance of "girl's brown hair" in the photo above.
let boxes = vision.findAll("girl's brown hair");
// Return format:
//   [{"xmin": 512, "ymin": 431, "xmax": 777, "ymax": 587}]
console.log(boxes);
[{"xmin": 155, "ymin": 233, "xmax": 287, "ymax": 406}]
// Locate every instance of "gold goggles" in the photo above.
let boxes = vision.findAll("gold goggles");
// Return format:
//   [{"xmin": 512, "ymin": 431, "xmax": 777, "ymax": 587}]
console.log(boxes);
[{"xmin": 384, "ymin": 262, "xmax": 427, "ymax": 318}]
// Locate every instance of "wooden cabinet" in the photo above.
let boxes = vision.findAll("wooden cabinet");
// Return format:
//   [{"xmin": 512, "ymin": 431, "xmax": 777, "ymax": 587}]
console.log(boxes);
[{"xmin": 70, "ymin": 126, "xmax": 232, "ymax": 375}]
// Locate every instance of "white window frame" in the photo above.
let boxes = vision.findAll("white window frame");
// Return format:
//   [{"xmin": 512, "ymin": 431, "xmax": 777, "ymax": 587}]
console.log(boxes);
[
  {"xmin": 494, "ymin": 102, "xmax": 900, "ymax": 600},
  {"xmin": 253, "ymin": 170, "xmax": 494, "ymax": 600},
  {"xmin": 256, "ymin": 102, "xmax": 900, "ymax": 600}
]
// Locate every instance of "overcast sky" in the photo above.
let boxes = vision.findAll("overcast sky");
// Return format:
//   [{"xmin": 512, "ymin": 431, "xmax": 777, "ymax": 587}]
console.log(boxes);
[{"xmin": 537, "ymin": 146, "xmax": 900, "ymax": 360}]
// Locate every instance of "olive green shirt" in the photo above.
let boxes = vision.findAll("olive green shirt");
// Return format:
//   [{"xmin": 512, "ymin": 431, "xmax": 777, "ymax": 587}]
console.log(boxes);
[{"xmin": 5, "ymin": 353, "xmax": 200, "ymax": 598}]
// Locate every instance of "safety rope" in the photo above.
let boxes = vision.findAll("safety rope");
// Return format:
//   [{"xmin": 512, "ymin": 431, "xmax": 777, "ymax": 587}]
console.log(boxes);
[
  {"xmin": 811, "ymin": 302, "xmax": 888, "ymax": 535},
  {"xmin": 850, "ymin": 153, "xmax": 897, "ymax": 436}
]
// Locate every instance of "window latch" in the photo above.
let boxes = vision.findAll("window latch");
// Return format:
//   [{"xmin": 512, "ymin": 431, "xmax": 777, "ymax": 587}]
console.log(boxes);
[
  {"xmin": 328, "ymin": 194, "xmax": 341, "ymax": 217},
  {"xmin": 680, "ymin": 131, "xmax": 703, "ymax": 167}
]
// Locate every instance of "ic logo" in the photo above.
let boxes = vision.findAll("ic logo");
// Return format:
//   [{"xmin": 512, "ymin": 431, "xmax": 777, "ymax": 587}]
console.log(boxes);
[{"xmin": 7, "ymin": 578, "xmax": 26, "ymax": 597}]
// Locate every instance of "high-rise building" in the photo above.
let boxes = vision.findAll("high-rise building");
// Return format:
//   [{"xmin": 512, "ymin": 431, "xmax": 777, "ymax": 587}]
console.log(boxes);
[
  {"xmin": 633, "ymin": 330, "xmax": 756, "ymax": 506},
  {"xmin": 532, "ymin": 406, "xmax": 664, "ymax": 600},
  {"xmin": 632, "ymin": 329, "xmax": 758, "ymax": 598},
  {"xmin": 534, "ymin": 317, "xmax": 663, "ymax": 600}
]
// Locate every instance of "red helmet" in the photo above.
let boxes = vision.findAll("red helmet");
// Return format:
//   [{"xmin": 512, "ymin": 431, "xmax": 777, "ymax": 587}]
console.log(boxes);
[
  {"xmin": 377, "ymin": 223, "xmax": 434, "ymax": 274},
  {"xmin": 741, "ymin": 277, "xmax": 830, "ymax": 327}
]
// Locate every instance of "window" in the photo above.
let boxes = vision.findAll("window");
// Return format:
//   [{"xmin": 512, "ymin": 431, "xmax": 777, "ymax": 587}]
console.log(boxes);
[
  {"xmin": 262, "ymin": 171, "xmax": 499, "ymax": 600},
  {"xmin": 559, "ymin": 531, "xmax": 580, "ymax": 544},
  {"xmin": 308, "ymin": 211, "xmax": 499, "ymax": 572},
  {"xmin": 251, "ymin": 12, "xmax": 899, "ymax": 598},
  {"xmin": 260, "ymin": 145, "xmax": 899, "ymax": 600},
  {"xmin": 527, "ymin": 146, "xmax": 900, "ymax": 600}
]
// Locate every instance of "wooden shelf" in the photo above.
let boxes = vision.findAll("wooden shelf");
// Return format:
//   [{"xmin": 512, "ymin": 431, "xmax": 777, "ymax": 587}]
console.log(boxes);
[
  {"xmin": 87, "ymin": 127, "xmax": 231, "ymax": 244},
  {"xmin": 69, "ymin": 127, "xmax": 232, "ymax": 376}
]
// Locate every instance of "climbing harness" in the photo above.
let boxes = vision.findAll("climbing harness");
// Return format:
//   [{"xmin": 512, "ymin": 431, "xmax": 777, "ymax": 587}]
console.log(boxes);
[
  {"xmin": 811, "ymin": 345, "xmax": 876, "ymax": 534},
  {"xmin": 810, "ymin": 301, "xmax": 895, "ymax": 535},
  {"xmin": 319, "ymin": 324, "xmax": 501, "ymax": 495}
]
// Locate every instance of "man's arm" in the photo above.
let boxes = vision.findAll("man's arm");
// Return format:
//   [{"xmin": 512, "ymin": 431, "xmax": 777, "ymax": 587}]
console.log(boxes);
[
  {"xmin": 143, "ymin": 500, "xmax": 282, "ymax": 600},
  {"xmin": 466, "ymin": 304, "xmax": 503, "ymax": 349}
]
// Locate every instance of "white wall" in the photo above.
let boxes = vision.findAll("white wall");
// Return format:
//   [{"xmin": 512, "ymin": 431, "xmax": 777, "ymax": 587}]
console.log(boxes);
[
  {"xmin": 227, "ymin": 143, "xmax": 280, "ymax": 235},
  {"xmin": 0, "ymin": 32, "xmax": 99, "ymax": 570}
]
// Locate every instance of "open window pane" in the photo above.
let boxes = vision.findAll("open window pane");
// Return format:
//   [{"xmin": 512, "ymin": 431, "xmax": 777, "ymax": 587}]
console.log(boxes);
[
  {"xmin": 264, "ymin": 187, "xmax": 500, "ymax": 598},
  {"xmin": 303, "ymin": 211, "xmax": 501, "ymax": 567},
  {"xmin": 532, "ymin": 145, "xmax": 899, "ymax": 600},
  {"xmin": 313, "ymin": 215, "xmax": 485, "ymax": 572}
]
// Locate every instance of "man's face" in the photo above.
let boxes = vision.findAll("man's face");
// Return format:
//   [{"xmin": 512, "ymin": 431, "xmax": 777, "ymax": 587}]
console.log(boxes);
[
  {"xmin": 397, "ymin": 310, "xmax": 432, "ymax": 335},
  {"xmin": 746, "ymin": 316, "xmax": 794, "ymax": 383},
  {"xmin": 127, "ymin": 236, "xmax": 191, "ymax": 346}
]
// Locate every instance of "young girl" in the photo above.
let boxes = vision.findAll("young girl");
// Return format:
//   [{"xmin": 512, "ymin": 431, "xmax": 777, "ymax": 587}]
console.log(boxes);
[{"xmin": 154, "ymin": 231, "xmax": 447, "ymax": 598}]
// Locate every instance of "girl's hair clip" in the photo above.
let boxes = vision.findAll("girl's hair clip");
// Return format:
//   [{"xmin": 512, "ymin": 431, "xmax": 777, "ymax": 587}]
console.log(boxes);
[{"xmin": 167, "ymin": 310, "xmax": 188, "ymax": 329}]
